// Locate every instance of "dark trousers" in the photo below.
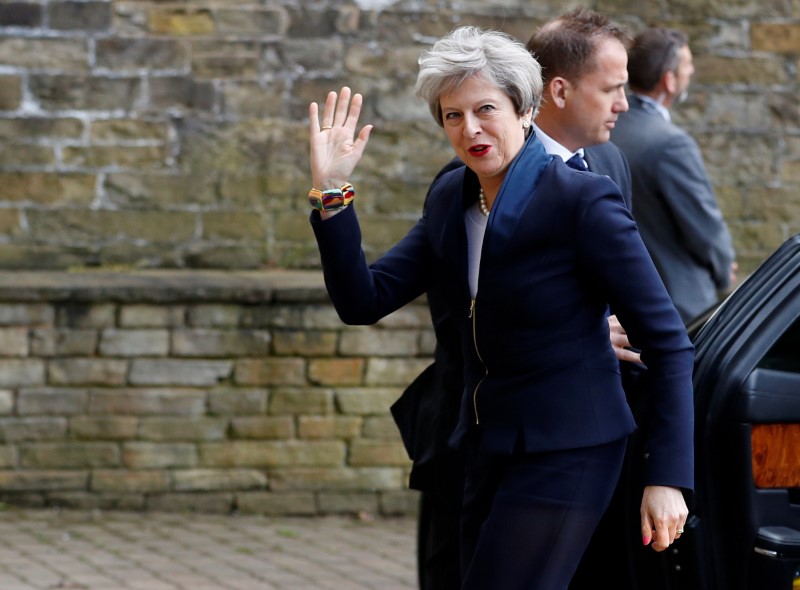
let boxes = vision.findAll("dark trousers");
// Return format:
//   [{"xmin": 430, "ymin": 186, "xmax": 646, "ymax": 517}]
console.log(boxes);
[
  {"xmin": 459, "ymin": 436, "xmax": 627, "ymax": 590},
  {"xmin": 417, "ymin": 462, "xmax": 465, "ymax": 590}
]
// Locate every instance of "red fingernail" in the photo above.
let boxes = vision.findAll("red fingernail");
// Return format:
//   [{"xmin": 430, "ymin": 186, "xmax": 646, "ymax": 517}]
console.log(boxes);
[{"xmin": 642, "ymin": 535, "xmax": 651, "ymax": 546}]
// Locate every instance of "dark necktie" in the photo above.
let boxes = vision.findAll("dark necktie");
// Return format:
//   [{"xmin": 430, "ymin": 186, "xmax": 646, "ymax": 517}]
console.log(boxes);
[{"xmin": 565, "ymin": 153, "xmax": 588, "ymax": 171}]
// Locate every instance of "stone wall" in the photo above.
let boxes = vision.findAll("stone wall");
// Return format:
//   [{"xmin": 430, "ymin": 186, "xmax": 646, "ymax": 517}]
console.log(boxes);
[
  {"xmin": 0, "ymin": 270, "xmax": 432, "ymax": 515},
  {"xmin": 0, "ymin": 1, "xmax": 797, "ymax": 274}
]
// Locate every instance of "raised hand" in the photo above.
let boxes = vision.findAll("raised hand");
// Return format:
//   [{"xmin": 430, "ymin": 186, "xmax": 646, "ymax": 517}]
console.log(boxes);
[{"xmin": 309, "ymin": 87, "xmax": 373, "ymax": 191}]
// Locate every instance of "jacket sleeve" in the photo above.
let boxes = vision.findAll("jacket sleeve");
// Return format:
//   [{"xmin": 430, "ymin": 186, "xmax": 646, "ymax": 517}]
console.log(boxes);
[
  {"xmin": 574, "ymin": 174, "xmax": 695, "ymax": 490},
  {"xmin": 310, "ymin": 205, "xmax": 432, "ymax": 326},
  {"xmin": 656, "ymin": 132, "xmax": 735, "ymax": 290}
]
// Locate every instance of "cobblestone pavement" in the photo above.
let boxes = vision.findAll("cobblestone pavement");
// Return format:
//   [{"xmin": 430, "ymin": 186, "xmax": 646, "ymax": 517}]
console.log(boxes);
[{"xmin": 0, "ymin": 509, "xmax": 417, "ymax": 590}]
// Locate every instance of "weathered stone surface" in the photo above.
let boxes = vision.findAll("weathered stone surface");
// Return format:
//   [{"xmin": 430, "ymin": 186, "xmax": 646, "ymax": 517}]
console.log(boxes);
[
  {"xmin": 129, "ymin": 359, "xmax": 232, "ymax": 386},
  {"xmin": 229, "ymin": 416, "xmax": 294, "ymax": 439},
  {"xmin": 20, "ymin": 442, "xmax": 120, "ymax": 468},
  {"xmin": 269, "ymin": 387, "xmax": 334, "ymax": 415},
  {"xmin": 123, "ymin": 442, "xmax": 197, "ymax": 469},
  {"xmin": 236, "ymin": 491, "xmax": 317, "ymax": 515},
  {"xmin": 91, "ymin": 469, "xmax": 170, "ymax": 493},
  {"xmin": 89, "ymin": 388, "xmax": 206, "ymax": 416},
  {"xmin": 172, "ymin": 468, "xmax": 266, "ymax": 491},
  {"xmin": 198, "ymin": 440, "xmax": 345, "ymax": 468},
  {"xmin": 139, "ymin": 417, "xmax": 227, "ymax": 441}
]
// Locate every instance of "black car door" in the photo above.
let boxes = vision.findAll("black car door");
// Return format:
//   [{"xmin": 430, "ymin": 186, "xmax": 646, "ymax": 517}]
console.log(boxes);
[{"xmin": 679, "ymin": 233, "xmax": 800, "ymax": 590}]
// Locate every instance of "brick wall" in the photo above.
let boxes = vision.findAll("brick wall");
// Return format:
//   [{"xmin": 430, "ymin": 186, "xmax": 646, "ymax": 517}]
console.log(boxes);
[
  {"xmin": 0, "ymin": 1, "xmax": 797, "ymax": 274},
  {"xmin": 0, "ymin": 270, "xmax": 432, "ymax": 515}
]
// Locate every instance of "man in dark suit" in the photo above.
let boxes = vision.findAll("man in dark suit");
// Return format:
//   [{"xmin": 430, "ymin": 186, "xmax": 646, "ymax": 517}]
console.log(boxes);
[
  {"xmin": 392, "ymin": 9, "xmax": 646, "ymax": 590},
  {"xmin": 611, "ymin": 28, "xmax": 736, "ymax": 325}
]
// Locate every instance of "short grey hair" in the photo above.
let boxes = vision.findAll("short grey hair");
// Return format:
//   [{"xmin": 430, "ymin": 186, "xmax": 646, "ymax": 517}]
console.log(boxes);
[{"xmin": 415, "ymin": 26, "xmax": 543, "ymax": 126}]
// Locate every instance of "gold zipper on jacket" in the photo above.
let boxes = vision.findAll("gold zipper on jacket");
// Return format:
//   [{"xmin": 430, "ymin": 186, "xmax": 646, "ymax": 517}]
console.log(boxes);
[{"xmin": 469, "ymin": 298, "xmax": 487, "ymax": 425}]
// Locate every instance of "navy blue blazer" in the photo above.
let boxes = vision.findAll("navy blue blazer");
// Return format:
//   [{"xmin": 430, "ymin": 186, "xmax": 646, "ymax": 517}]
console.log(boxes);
[
  {"xmin": 393, "ymin": 141, "xmax": 634, "ymax": 490},
  {"xmin": 311, "ymin": 134, "xmax": 695, "ymax": 490}
]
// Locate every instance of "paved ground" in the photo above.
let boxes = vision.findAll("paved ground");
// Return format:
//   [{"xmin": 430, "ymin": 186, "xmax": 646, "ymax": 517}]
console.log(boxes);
[{"xmin": 0, "ymin": 509, "xmax": 417, "ymax": 590}]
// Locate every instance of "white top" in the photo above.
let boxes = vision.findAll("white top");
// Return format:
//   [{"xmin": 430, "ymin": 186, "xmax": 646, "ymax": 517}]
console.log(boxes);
[{"xmin": 465, "ymin": 202, "xmax": 488, "ymax": 298}]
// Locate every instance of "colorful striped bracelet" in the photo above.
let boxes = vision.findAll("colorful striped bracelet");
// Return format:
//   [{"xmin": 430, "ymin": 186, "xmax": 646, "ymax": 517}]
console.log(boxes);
[{"xmin": 308, "ymin": 183, "xmax": 355, "ymax": 211}]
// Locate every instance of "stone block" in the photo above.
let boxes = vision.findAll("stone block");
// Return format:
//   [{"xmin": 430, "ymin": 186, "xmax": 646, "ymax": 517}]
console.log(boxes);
[
  {"xmin": 171, "ymin": 329, "xmax": 270, "ymax": 357},
  {"xmin": 119, "ymin": 305, "xmax": 185, "ymax": 328},
  {"xmin": 229, "ymin": 416, "xmax": 294, "ymax": 439},
  {"xmin": 0, "ymin": 2, "xmax": 42, "ymax": 27},
  {"xmin": 297, "ymin": 416, "xmax": 362, "ymax": 440},
  {"xmin": 89, "ymin": 388, "xmax": 206, "ymax": 416},
  {"xmin": 267, "ymin": 305, "xmax": 347, "ymax": 330},
  {"xmin": 0, "ymin": 143, "xmax": 52, "ymax": 167},
  {"xmin": 365, "ymin": 358, "xmax": 432, "ymax": 386},
  {"xmin": 0, "ymin": 38, "xmax": 87, "ymax": 71},
  {"xmin": 95, "ymin": 38, "xmax": 188, "ymax": 71},
  {"xmin": 187, "ymin": 304, "xmax": 241, "ymax": 327},
  {"xmin": 30, "ymin": 329, "xmax": 99, "ymax": 357},
  {"xmin": 215, "ymin": 7, "xmax": 289, "ymax": 35},
  {"xmin": 29, "ymin": 210, "xmax": 197, "ymax": 245},
  {"xmin": 0, "ymin": 390, "xmax": 12, "ymax": 415},
  {"xmin": 751, "ymin": 23, "xmax": 800, "ymax": 53},
  {"xmin": 268, "ymin": 387, "xmax": 334, "ymax": 415},
  {"xmin": 348, "ymin": 440, "xmax": 410, "ymax": 467},
  {"xmin": 198, "ymin": 440, "xmax": 345, "ymax": 468},
  {"xmin": 317, "ymin": 491, "xmax": 378, "ymax": 515},
  {"xmin": 49, "ymin": 0, "xmax": 112, "ymax": 30},
  {"xmin": 17, "ymin": 388, "xmax": 88, "ymax": 415},
  {"xmin": 62, "ymin": 145, "xmax": 168, "ymax": 169},
  {"xmin": 236, "ymin": 491, "xmax": 317, "ymax": 515},
  {"xmin": 122, "ymin": 442, "xmax": 197, "ymax": 469},
  {"xmin": 99, "ymin": 329, "xmax": 170, "ymax": 357},
  {"xmin": 148, "ymin": 76, "xmax": 216, "ymax": 112},
  {"xmin": 29, "ymin": 74, "xmax": 142, "ymax": 111},
  {"xmin": 70, "ymin": 416, "xmax": 138, "ymax": 440},
  {"xmin": 138, "ymin": 417, "xmax": 227, "ymax": 441},
  {"xmin": 20, "ymin": 442, "xmax": 120, "ymax": 468},
  {"xmin": 0, "ymin": 209, "xmax": 20, "ymax": 236},
  {"xmin": 149, "ymin": 9, "xmax": 215, "ymax": 35},
  {"xmin": 271, "ymin": 330, "xmax": 337, "ymax": 356},
  {"xmin": 0, "ymin": 444, "xmax": 15, "ymax": 468},
  {"xmin": 0, "ymin": 470, "xmax": 87, "ymax": 491},
  {"xmin": 694, "ymin": 54, "xmax": 788, "ymax": 85},
  {"xmin": 0, "ymin": 327, "xmax": 28, "ymax": 356},
  {"xmin": 335, "ymin": 387, "xmax": 403, "ymax": 415},
  {"xmin": 380, "ymin": 489, "xmax": 419, "ymax": 516},
  {"xmin": 0, "ymin": 172, "xmax": 95, "ymax": 205},
  {"xmin": 0, "ymin": 75, "xmax": 22, "ymax": 110},
  {"xmin": 208, "ymin": 388, "xmax": 267, "ymax": 416},
  {"xmin": 0, "ymin": 417, "xmax": 67, "ymax": 441},
  {"xmin": 269, "ymin": 467, "xmax": 402, "ymax": 491},
  {"xmin": 308, "ymin": 358, "xmax": 364, "ymax": 386},
  {"xmin": 196, "ymin": 56, "xmax": 259, "ymax": 79},
  {"xmin": 48, "ymin": 491, "xmax": 144, "ymax": 511},
  {"xmin": 234, "ymin": 358, "xmax": 306, "ymax": 386},
  {"xmin": 219, "ymin": 80, "xmax": 288, "ymax": 117},
  {"xmin": 200, "ymin": 211, "xmax": 265, "ymax": 241},
  {"xmin": 0, "ymin": 117, "xmax": 83, "ymax": 140},
  {"xmin": 146, "ymin": 492, "xmax": 234, "ymax": 513},
  {"xmin": 129, "ymin": 359, "xmax": 232, "ymax": 386},
  {"xmin": 339, "ymin": 329, "xmax": 419, "ymax": 357},
  {"xmin": 0, "ymin": 303, "xmax": 53, "ymax": 326},
  {"xmin": 0, "ymin": 359, "xmax": 45, "ymax": 387},
  {"xmin": 55, "ymin": 303, "xmax": 115, "ymax": 328},
  {"xmin": 172, "ymin": 468, "xmax": 267, "ymax": 491},
  {"xmin": 48, "ymin": 359, "xmax": 128, "ymax": 386},
  {"xmin": 362, "ymin": 416, "xmax": 403, "ymax": 440},
  {"xmin": 91, "ymin": 469, "xmax": 170, "ymax": 493}
]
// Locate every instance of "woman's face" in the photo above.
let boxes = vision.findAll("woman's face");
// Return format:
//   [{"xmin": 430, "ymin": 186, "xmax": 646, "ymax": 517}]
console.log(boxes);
[{"xmin": 439, "ymin": 74, "xmax": 531, "ymax": 191}]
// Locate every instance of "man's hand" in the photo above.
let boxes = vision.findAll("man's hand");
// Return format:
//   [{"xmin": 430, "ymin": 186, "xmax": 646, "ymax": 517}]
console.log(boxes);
[{"xmin": 608, "ymin": 314, "xmax": 641, "ymax": 363}]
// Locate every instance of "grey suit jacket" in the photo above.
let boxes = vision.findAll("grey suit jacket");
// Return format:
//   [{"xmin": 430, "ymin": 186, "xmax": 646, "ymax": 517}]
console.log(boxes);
[{"xmin": 611, "ymin": 95, "xmax": 735, "ymax": 324}]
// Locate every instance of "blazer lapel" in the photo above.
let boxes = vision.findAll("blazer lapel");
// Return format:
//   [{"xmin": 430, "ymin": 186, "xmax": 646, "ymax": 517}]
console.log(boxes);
[{"xmin": 482, "ymin": 134, "xmax": 552, "ymax": 260}]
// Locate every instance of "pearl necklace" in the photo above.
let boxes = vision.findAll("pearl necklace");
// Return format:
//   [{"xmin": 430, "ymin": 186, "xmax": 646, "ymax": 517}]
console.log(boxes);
[{"xmin": 478, "ymin": 187, "xmax": 490, "ymax": 216}]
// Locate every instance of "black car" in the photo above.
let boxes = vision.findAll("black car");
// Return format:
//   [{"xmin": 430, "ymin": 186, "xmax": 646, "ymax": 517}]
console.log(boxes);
[{"xmin": 593, "ymin": 234, "xmax": 800, "ymax": 590}]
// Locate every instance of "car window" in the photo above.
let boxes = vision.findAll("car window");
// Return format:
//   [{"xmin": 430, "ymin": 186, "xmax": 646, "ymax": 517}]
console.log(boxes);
[{"xmin": 757, "ymin": 316, "xmax": 800, "ymax": 372}]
